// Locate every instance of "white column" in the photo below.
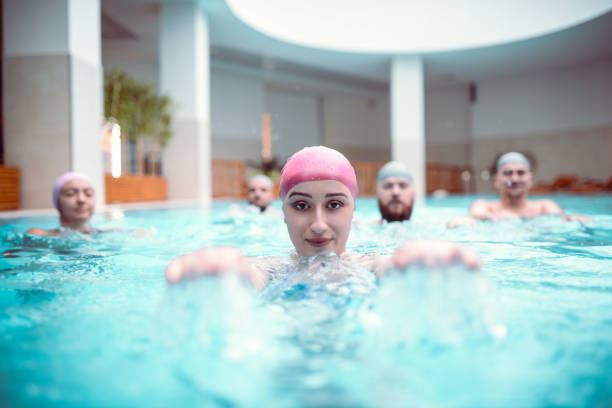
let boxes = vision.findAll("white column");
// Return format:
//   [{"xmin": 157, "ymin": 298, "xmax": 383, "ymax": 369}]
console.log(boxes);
[
  {"xmin": 68, "ymin": 0, "xmax": 104, "ymax": 208},
  {"xmin": 159, "ymin": 2, "xmax": 211, "ymax": 203},
  {"xmin": 390, "ymin": 56, "xmax": 426, "ymax": 200},
  {"xmin": 3, "ymin": 0, "xmax": 104, "ymax": 209}
]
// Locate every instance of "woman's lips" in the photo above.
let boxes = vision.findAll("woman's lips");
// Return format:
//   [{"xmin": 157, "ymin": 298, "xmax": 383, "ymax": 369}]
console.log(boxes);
[{"xmin": 306, "ymin": 238, "xmax": 331, "ymax": 247}]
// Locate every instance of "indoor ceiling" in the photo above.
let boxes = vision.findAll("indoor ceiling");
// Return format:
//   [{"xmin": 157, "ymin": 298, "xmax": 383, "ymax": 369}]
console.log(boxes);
[{"xmin": 101, "ymin": 0, "xmax": 612, "ymax": 89}]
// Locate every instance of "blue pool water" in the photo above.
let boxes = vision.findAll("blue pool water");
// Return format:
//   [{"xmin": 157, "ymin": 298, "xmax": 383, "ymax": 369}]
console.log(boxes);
[{"xmin": 1, "ymin": 195, "xmax": 611, "ymax": 407}]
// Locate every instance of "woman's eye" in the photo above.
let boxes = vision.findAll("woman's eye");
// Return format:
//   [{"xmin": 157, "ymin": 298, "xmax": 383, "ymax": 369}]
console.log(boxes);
[
  {"xmin": 327, "ymin": 201, "xmax": 343, "ymax": 209},
  {"xmin": 293, "ymin": 202, "xmax": 309, "ymax": 210}
]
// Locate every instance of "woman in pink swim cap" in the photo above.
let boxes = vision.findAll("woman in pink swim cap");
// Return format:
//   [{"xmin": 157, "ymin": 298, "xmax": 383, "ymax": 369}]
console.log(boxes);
[
  {"xmin": 166, "ymin": 146, "xmax": 481, "ymax": 288},
  {"xmin": 27, "ymin": 172, "xmax": 98, "ymax": 236}
]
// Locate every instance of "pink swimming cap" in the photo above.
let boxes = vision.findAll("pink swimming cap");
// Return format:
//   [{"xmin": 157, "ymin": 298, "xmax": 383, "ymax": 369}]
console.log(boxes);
[
  {"xmin": 52, "ymin": 172, "xmax": 92, "ymax": 209},
  {"xmin": 279, "ymin": 146, "xmax": 358, "ymax": 199}
]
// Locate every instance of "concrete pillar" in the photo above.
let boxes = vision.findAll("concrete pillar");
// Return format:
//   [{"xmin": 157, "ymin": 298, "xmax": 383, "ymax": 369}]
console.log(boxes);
[
  {"xmin": 159, "ymin": 2, "xmax": 211, "ymax": 203},
  {"xmin": 390, "ymin": 56, "xmax": 426, "ymax": 200},
  {"xmin": 2, "ymin": 0, "xmax": 104, "ymax": 210}
]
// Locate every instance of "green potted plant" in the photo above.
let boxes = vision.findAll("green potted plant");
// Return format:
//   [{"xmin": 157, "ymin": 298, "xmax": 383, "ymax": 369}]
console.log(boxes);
[{"xmin": 104, "ymin": 68, "xmax": 173, "ymax": 174}]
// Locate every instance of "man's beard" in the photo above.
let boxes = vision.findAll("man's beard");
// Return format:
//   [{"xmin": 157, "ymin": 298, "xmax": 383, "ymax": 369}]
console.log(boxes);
[
  {"xmin": 378, "ymin": 199, "xmax": 413, "ymax": 222},
  {"xmin": 248, "ymin": 199, "xmax": 267, "ymax": 212}
]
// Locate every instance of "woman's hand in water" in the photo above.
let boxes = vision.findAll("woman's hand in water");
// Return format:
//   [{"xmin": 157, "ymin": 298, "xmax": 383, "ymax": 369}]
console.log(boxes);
[
  {"xmin": 375, "ymin": 239, "xmax": 481, "ymax": 278},
  {"xmin": 446, "ymin": 216, "xmax": 478, "ymax": 229},
  {"xmin": 165, "ymin": 246, "xmax": 268, "ymax": 289},
  {"xmin": 565, "ymin": 214, "xmax": 593, "ymax": 223}
]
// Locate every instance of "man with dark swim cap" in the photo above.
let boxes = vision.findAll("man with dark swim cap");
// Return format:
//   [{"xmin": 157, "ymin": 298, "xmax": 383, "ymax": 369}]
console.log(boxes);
[{"xmin": 447, "ymin": 152, "xmax": 591, "ymax": 228}]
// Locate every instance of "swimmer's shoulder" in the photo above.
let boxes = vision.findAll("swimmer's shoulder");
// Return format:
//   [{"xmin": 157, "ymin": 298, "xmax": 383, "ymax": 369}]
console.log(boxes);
[
  {"xmin": 26, "ymin": 227, "xmax": 60, "ymax": 236},
  {"xmin": 532, "ymin": 198, "xmax": 563, "ymax": 215},
  {"xmin": 469, "ymin": 199, "xmax": 496, "ymax": 218},
  {"xmin": 470, "ymin": 198, "xmax": 494, "ymax": 209}
]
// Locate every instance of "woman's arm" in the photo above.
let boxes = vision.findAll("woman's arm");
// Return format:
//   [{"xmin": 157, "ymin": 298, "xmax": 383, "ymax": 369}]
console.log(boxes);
[
  {"xmin": 26, "ymin": 227, "xmax": 60, "ymax": 236},
  {"xmin": 446, "ymin": 216, "xmax": 478, "ymax": 229},
  {"xmin": 469, "ymin": 200, "xmax": 496, "ymax": 221},
  {"xmin": 165, "ymin": 246, "xmax": 270, "ymax": 290},
  {"xmin": 370, "ymin": 239, "xmax": 481, "ymax": 279}
]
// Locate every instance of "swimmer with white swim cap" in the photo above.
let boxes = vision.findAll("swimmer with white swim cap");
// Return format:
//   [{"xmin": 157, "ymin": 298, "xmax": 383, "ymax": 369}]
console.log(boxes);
[
  {"xmin": 246, "ymin": 174, "xmax": 275, "ymax": 212},
  {"xmin": 376, "ymin": 161, "xmax": 415, "ymax": 223},
  {"xmin": 27, "ymin": 172, "xmax": 99, "ymax": 236},
  {"xmin": 166, "ymin": 146, "xmax": 481, "ymax": 288},
  {"xmin": 447, "ymin": 152, "xmax": 591, "ymax": 228}
]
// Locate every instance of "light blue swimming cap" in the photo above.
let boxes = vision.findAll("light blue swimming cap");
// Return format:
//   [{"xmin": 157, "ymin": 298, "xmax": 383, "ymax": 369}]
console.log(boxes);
[
  {"xmin": 496, "ymin": 152, "xmax": 531, "ymax": 171},
  {"xmin": 248, "ymin": 174, "xmax": 273, "ymax": 186},
  {"xmin": 377, "ymin": 161, "xmax": 413, "ymax": 183}
]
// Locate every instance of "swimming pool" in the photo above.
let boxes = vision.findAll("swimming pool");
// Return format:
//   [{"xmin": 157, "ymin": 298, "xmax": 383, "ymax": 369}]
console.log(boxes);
[{"xmin": 1, "ymin": 195, "xmax": 611, "ymax": 407}]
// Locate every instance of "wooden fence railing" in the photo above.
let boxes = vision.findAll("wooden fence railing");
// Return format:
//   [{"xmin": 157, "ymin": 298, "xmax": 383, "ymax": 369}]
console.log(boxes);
[
  {"xmin": 0, "ymin": 166, "xmax": 20, "ymax": 210},
  {"xmin": 212, "ymin": 159, "xmax": 247, "ymax": 198},
  {"xmin": 105, "ymin": 160, "xmax": 248, "ymax": 203},
  {"xmin": 105, "ymin": 174, "xmax": 167, "ymax": 204},
  {"xmin": 426, "ymin": 163, "xmax": 474, "ymax": 194},
  {"xmin": 353, "ymin": 161, "xmax": 386, "ymax": 196}
]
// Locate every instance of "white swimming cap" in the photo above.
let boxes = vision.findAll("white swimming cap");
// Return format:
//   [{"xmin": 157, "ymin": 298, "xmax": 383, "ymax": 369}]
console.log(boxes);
[
  {"xmin": 248, "ymin": 174, "xmax": 273, "ymax": 187},
  {"xmin": 377, "ymin": 161, "xmax": 413, "ymax": 183},
  {"xmin": 52, "ymin": 172, "xmax": 92, "ymax": 209},
  {"xmin": 496, "ymin": 152, "xmax": 531, "ymax": 171}
]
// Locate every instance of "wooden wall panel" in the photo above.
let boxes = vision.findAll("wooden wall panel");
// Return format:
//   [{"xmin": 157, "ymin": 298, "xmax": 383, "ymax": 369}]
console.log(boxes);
[
  {"xmin": 353, "ymin": 161, "xmax": 385, "ymax": 197},
  {"xmin": 212, "ymin": 159, "xmax": 246, "ymax": 198},
  {"xmin": 105, "ymin": 174, "xmax": 167, "ymax": 204},
  {"xmin": 0, "ymin": 166, "xmax": 20, "ymax": 210}
]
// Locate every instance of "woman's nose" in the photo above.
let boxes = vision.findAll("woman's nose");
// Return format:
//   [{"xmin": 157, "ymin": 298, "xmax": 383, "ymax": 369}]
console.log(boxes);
[
  {"xmin": 76, "ymin": 191, "xmax": 87, "ymax": 202},
  {"xmin": 310, "ymin": 207, "xmax": 327, "ymax": 234}
]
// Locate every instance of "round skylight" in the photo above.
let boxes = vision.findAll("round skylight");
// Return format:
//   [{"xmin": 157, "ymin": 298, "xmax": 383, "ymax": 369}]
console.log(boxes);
[{"xmin": 226, "ymin": 0, "xmax": 612, "ymax": 53}]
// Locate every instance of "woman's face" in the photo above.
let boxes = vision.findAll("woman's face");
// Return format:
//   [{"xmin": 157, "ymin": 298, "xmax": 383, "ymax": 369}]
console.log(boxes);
[
  {"xmin": 58, "ymin": 179, "xmax": 95, "ymax": 223},
  {"xmin": 282, "ymin": 180, "xmax": 354, "ymax": 257}
]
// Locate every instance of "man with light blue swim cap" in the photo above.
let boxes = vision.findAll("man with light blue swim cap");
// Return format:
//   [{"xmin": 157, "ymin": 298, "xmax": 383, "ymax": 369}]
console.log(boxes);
[
  {"xmin": 376, "ymin": 161, "xmax": 415, "ymax": 223},
  {"xmin": 447, "ymin": 151, "xmax": 591, "ymax": 227},
  {"xmin": 495, "ymin": 152, "xmax": 531, "ymax": 172},
  {"xmin": 247, "ymin": 174, "xmax": 275, "ymax": 212}
]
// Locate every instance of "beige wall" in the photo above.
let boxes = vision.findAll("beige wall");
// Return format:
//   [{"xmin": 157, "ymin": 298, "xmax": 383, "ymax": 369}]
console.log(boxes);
[
  {"xmin": 3, "ymin": 54, "xmax": 105, "ymax": 209},
  {"xmin": 212, "ymin": 138, "xmax": 260, "ymax": 161},
  {"xmin": 327, "ymin": 145, "xmax": 390, "ymax": 162},
  {"xmin": 3, "ymin": 55, "xmax": 72, "ymax": 209},
  {"xmin": 426, "ymin": 141, "xmax": 470, "ymax": 167}
]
